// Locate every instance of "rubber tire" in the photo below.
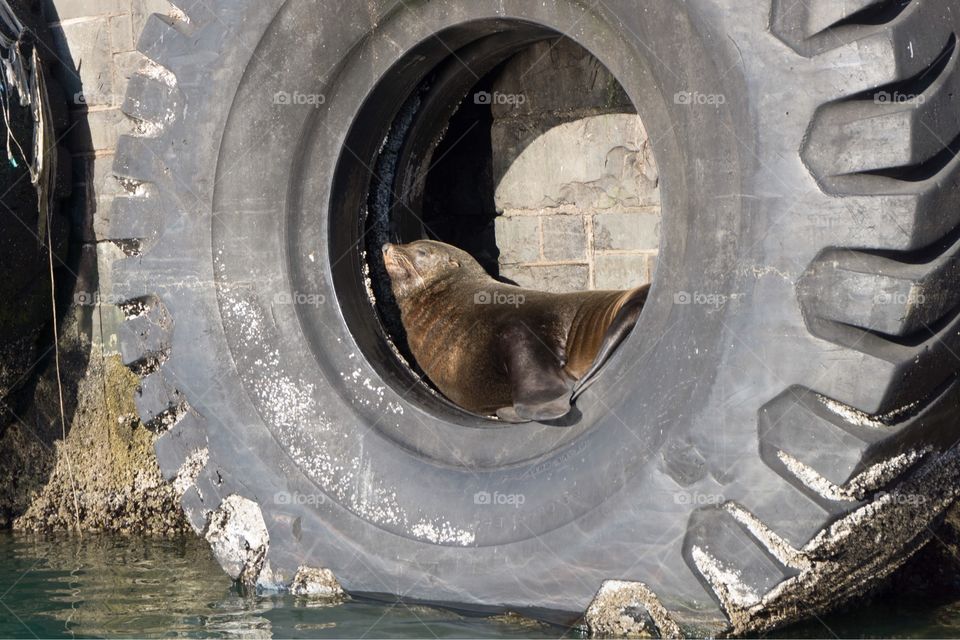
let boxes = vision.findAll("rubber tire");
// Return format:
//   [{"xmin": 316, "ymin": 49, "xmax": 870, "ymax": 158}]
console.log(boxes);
[{"xmin": 111, "ymin": 0, "xmax": 960, "ymax": 634}]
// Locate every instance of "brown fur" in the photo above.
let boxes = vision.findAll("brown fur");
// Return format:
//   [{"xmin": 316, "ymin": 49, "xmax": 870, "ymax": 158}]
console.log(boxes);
[{"xmin": 383, "ymin": 240, "xmax": 647, "ymax": 417}]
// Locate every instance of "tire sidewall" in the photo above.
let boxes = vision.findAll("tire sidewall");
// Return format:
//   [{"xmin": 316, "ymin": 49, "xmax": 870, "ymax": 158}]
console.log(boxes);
[{"xmin": 146, "ymin": 0, "xmax": 794, "ymax": 616}]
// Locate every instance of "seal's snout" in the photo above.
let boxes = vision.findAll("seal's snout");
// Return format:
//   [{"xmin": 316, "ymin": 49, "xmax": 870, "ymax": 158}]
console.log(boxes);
[
  {"xmin": 382, "ymin": 243, "xmax": 397, "ymax": 266},
  {"xmin": 382, "ymin": 243, "xmax": 404, "ymax": 279}
]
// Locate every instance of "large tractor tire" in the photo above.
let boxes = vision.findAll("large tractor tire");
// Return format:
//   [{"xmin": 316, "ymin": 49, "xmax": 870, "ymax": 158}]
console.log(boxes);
[{"xmin": 111, "ymin": 0, "xmax": 960, "ymax": 634}]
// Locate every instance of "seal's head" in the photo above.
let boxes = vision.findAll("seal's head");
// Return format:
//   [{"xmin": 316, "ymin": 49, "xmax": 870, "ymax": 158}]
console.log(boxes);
[{"xmin": 382, "ymin": 240, "xmax": 480, "ymax": 301}]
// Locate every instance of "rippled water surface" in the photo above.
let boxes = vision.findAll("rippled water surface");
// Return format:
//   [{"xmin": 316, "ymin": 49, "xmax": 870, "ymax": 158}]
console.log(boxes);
[
  {"xmin": 0, "ymin": 532, "xmax": 571, "ymax": 638},
  {"xmin": 3, "ymin": 531, "xmax": 960, "ymax": 638}
]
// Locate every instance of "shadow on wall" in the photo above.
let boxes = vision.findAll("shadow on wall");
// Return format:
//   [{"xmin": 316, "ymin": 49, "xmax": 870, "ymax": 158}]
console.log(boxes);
[{"xmin": 0, "ymin": 0, "xmax": 95, "ymax": 527}]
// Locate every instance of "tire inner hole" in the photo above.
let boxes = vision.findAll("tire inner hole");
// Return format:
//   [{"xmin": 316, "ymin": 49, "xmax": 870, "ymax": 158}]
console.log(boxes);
[{"xmin": 361, "ymin": 34, "xmax": 661, "ymax": 413}]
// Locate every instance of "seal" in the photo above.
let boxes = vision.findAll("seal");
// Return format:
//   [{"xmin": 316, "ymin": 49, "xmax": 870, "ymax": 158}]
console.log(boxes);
[{"xmin": 382, "ymin": 239, "xmax": 649, "ymax": 422}]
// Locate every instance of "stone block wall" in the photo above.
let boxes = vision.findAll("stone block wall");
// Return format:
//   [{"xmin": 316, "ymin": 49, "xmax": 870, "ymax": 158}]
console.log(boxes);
[
  {"xmin": 50, "ymin": 0, "xmax": 170, "ymax": 221},
  {"xmin": 47, "ymin": 0, "xmax": 174, "ymax": 348},
  {"xmin": 489, "ymin": 39, "xmax": 661, "ymax": 292}
]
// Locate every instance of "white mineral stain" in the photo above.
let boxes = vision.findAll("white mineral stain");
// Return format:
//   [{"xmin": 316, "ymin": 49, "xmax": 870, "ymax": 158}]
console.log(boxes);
[
  {"xmin": 141, "ymin": 59, "xmax": 176, "ymax": 87},
  {"xmin": 173, "ymin": 447, "xmax": 209, "ymax": 497},
  {"xmin": 213, "ymin": 256, "xmax": 475, "ymax": 546},
  {"xmin": 692, "ymin": 546, "xmax": 760, "ymax": 609},
  {"xmin": 777, "ymin": 449, "xmax": 923, "ymax": 501}
]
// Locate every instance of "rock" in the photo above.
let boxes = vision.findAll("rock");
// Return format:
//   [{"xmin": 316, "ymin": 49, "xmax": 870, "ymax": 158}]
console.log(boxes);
[
  {"xmin": 205, "ymin": 495, "xmax": 269, "ymax": 585},
  {"xmin": 8, "ymin": 329, "xmax": 188, "ymax": 535},
  {"xmin": 584, "ymin": 580, "xmax": 683, "ymax": 638},
  {"xmin": 290, "ymin": 566, "xmax": 345, "ymax": 598}
]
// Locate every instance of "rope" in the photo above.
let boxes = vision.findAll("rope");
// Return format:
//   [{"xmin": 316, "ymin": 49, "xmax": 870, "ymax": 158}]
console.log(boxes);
[{"xmin": 0, "ymin": 0, "xmax": 82, "ymax": 534}]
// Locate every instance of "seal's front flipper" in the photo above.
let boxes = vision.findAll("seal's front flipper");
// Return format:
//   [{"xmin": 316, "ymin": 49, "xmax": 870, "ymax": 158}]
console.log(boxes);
[
  {"xmin": 515, "ymin": 393, "xmax": 573, "ymax": 421},
  {"xmin": 572, "ymin": 284, "xmax": 650, "ymax": 400},
  {"xmin": 497, "ymin": 321, "xmax": 574, "ymax": 422},
  {"xmin": 495, "ymin": 406, "xmax": 530, "ymax": 423}
]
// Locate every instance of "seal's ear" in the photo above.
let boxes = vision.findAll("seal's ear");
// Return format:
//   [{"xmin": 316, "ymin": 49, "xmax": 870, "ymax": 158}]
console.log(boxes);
[{"xmin": 448, "ymin": 258, "xmax": 460, "ymax": 268}]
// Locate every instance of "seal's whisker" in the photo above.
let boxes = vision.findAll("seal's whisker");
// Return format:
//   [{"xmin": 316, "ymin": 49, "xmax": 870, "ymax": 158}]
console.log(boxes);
[{"xmin": 396, "ymin": 252, "xmax": 421, "ymax": 283}]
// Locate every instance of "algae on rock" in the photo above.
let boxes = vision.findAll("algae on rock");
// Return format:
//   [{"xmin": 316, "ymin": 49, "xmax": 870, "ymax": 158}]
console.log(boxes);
[{"xmin": 1, "ymin": 306, "xmax": 187, "ymax": 534}]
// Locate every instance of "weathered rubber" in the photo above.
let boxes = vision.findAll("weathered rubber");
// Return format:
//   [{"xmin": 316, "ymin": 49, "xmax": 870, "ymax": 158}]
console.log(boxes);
[{"xmin": 109, "ymin": 0, "xmax": 960, "ymax": 635}]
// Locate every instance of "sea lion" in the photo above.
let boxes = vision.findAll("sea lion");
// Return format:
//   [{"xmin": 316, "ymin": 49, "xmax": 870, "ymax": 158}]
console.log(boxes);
[{"xmin": 382, "ymin": 240, "xmax": 649, "ymax": 422}]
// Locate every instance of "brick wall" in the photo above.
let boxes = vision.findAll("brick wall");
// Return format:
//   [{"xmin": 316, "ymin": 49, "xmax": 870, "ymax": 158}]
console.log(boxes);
[{"xmin": 489, "ymin": 39, "xmax": 661, "ymax": 292}]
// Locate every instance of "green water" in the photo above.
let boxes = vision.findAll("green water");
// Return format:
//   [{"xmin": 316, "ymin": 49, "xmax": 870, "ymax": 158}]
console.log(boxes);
[
  {"xmin": 0, "ymin": 532, "xmax": 569, "ymax": 638},
  {"xmin": 2, "ymin": 531, "xmax": 960, "ymax": 638}
]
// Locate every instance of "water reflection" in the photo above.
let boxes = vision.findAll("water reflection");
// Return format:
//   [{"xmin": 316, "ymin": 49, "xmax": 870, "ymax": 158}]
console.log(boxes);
[
  {"xmin": 0, "ymin": 532, "xmax": 566, "ymax": 639},
  {"xmin": 5, "ymin": 531, "xmax": 960, "ymax": 638}
]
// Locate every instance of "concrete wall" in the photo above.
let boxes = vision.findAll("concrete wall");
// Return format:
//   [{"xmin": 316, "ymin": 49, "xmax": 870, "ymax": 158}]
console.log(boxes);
[{"xmin": 490, "ymin": 39, "xmax": 661, "ymax": 292}]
